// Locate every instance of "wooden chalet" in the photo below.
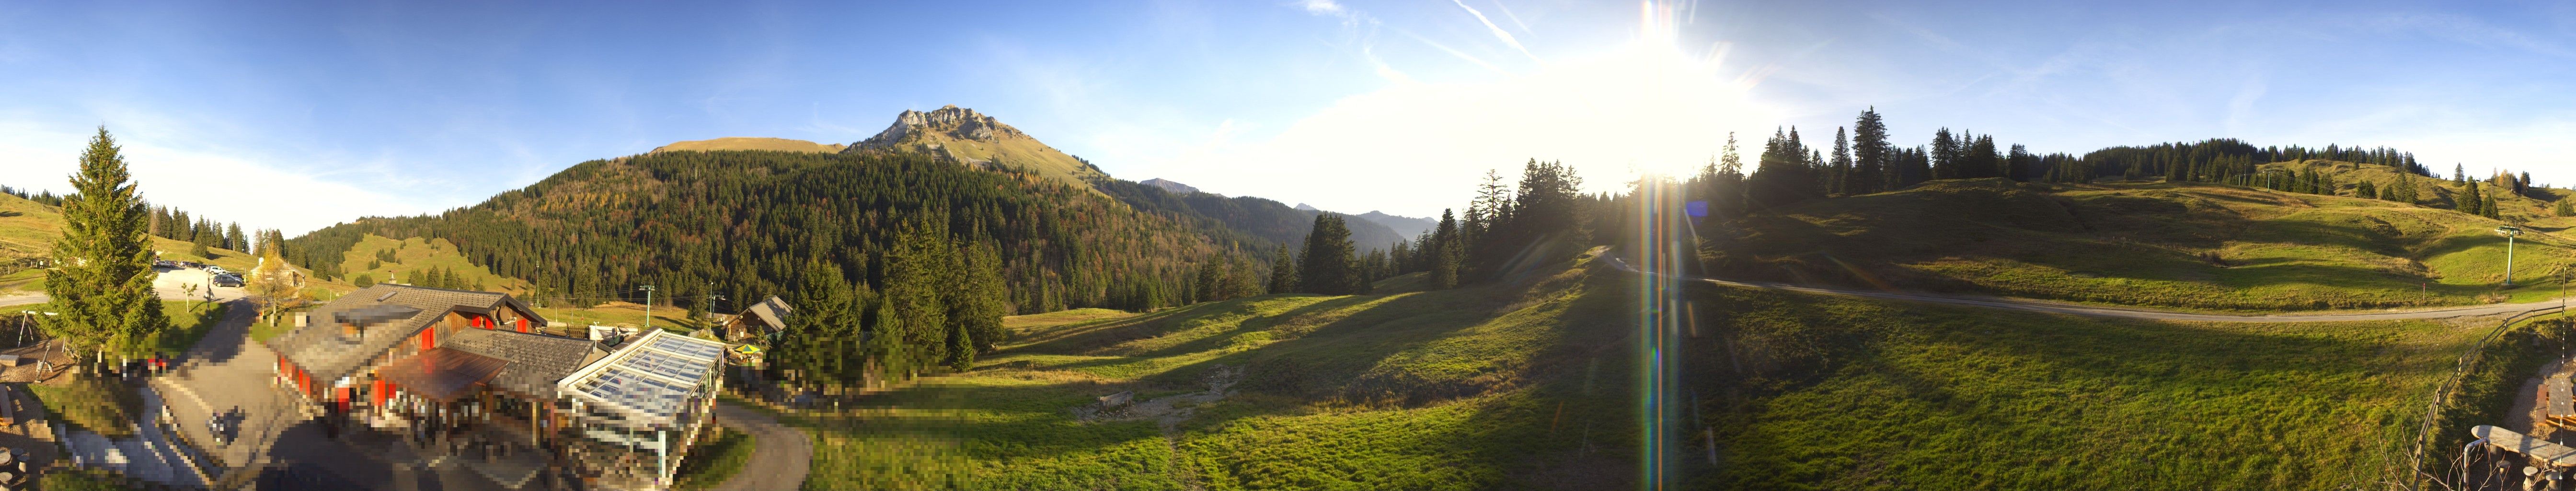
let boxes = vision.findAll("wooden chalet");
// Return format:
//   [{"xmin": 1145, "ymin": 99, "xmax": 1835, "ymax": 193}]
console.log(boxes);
[
  {"xmin": 269, "ymin": 283, "xmax": 729, "ymax": 490},
  {"xmin": 268, "ymin": 284, "xmax": 550, "ymax": 412},
  {"xmin": 715, "ymin": 295, "xmax": 792, "ymax": 344}
]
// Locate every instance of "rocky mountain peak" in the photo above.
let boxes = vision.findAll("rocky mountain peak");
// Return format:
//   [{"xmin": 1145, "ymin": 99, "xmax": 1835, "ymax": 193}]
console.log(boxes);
[{"xmin": 855, "ymin": 105, "xmax": 1026, "ymax": 149}]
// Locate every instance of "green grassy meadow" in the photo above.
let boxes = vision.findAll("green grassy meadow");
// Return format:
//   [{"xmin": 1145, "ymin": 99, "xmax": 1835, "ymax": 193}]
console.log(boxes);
[
  {"xmin": 1697, "ymin": 283, "xmax": 2482, "ymax": 490},
  {"xmin": 791, "ymin": 249, "xmax": 1642, "ymax": 490},
  {"xmin": 752, "ymin": 244, "xmax": 2510, "ymax": 490},
  {"xmin": 675, "ymin": 429, "xmax": 759, "ymax": 490},
  {"xmin": 1712, "ymin": 174, "xmax": 2576, "ymax": 311}
]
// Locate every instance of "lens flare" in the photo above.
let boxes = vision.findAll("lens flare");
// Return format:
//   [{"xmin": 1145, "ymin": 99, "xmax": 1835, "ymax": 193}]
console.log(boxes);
[{"xmin": 1630, "ymin": 177, "xmax": 1690, "ymax": 490}]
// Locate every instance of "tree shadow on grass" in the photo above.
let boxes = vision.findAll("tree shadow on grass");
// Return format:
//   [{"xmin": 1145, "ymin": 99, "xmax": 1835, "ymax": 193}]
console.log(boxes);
[
  {"xmin": 1694, "ymin": 284, "xmax": 2461, "ymax": 489},
  {"xmin": 805, "ymin": 265, "xmax": 1648, "ymax": 490}
]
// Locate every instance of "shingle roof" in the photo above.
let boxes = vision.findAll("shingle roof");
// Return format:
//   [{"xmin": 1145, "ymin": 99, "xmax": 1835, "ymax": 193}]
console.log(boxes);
[
  {"xmin": 743, "ymin": 296, "xmax": 792, "ymax": 331},
  {"xmin": 269, "ymin": 284, "xmax": 547, "ymax": 383},
  {"xmin": 376, "ymin": 348, "xmax": 508, "ymax": 401},
  {"xmin": 442, "ymin": 328, "xmax": 601, "ymax": 397}
]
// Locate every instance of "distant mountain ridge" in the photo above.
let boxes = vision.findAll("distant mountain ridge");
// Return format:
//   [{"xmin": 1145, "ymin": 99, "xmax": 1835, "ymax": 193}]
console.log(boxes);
[
  {"xmin": 1354, "ymin": 211, "xmax": 1436, "ymax": 239},
  {"xmin": 1140, "ymin": 178, "xmax": 1200, "ymax": 195}
]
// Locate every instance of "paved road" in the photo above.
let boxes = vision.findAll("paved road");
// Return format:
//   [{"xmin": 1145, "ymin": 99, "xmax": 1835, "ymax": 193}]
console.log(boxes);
[
  {"xmin": 1608, "ymin": 255, "xmax": 2573, "ymax": 323},
  {"xmin": 713, "ymin": 402, "xmax": 813, "ymax": 491}
]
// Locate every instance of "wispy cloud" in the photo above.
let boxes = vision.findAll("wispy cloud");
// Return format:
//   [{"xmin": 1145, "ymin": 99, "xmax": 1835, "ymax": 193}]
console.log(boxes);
[
  {"xmin": 1450, "ymin": 0, "xmax": 1541, "ymax": 62},
  {"xmin": 1491, "ymin": 0, "xmax": 1533, "ymax": 34},
  {"xmin": 1400, "ymin": 29, "xmax": 1507, "ymax": 75}
]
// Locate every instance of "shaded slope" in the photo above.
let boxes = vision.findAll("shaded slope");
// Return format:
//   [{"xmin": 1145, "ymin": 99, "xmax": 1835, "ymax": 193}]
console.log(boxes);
[{"xmin": 796, "ymin": 248, "xmax": 1639, "ymax": 490}]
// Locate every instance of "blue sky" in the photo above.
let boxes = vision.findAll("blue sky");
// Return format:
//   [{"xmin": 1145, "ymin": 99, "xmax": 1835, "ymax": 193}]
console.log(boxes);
[{"xmin": 1, "ymin": 0, "xmax": 2571, "ymax": 234}]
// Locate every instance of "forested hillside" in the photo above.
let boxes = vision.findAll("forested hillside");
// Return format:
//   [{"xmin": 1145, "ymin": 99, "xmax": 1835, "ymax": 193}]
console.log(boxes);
[{"xmin": 285, "ymin": 150, "xmax": 1264, "ymax": 316}]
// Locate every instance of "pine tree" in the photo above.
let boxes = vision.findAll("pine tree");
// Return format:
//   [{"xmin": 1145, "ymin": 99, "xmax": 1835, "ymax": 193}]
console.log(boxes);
[
  {"xmin": 1830, "ymin": 127, "xmax": 1853, "ymax": 195},
  {"xmin": 2461, "ymin": 182, "xmax": 2486, "ymax": 215},
  {"xmin": 2555, "ymin": 200, "xmax": 2572, "ymax": 217},
  {"xmin": 1298, "ymin": 214, "xmax": 1361, "ymax": 295},
  {"xmin": 1852, "ymin": 107, "xmax": 1890, "ymax": 194},
  {"xmin": 2484, "ymin": 196, "xmax": 2501, "ymax": 220},
  {"xmin": 1268, "ymin": 247, "xmax": 1298, "ymax": 294},
  {"xmin": 2456, "ymin": 164, "xmax": 2468, "ymax": 185},
  {"xmin": 1931, "ymin": 128, "xmax": 1958, "ymax": 180},
  {"xmin": 42, "ymin": 128, "xmax": 169, "ymax": 362},
  {"xmin": 1430, "ymin": 209, "xmax": 1460, "ymax": 289}
]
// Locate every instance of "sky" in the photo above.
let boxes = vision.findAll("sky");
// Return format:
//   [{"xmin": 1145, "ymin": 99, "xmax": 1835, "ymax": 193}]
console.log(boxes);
[{"xmin": 1, "ymin": 0, "xmax": 2572, "ymax": 234}]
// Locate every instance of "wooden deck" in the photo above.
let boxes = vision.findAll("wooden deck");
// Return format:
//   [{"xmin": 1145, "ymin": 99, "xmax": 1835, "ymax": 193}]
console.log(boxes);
[{"xmin": 2475, "ymin": 425, "xmax": 2576, "ymax": 468}]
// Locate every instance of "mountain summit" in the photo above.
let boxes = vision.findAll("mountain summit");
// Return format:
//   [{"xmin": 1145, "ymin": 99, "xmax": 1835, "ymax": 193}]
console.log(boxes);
[{"xmin": 842, "ymin": 105, "xmax": 1106, "ymax": 189}]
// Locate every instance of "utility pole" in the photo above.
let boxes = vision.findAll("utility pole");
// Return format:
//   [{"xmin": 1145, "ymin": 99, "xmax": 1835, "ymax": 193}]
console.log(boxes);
[
  {"xmin": 641, "ymin": 284, "xmax": 656, "ymax": 330},
  {"xmin": 2498, "ymin": 226, "xmax": 2523, "ymax": 286}
]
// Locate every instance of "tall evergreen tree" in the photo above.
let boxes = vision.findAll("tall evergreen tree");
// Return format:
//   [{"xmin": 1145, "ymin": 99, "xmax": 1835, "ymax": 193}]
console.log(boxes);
[
  {"xmin": 1852, "ymin": 107, "xmax": 1890, "ymax": 194},
  {"xmin": 1430, "ymin": 209, "xmax": 1460, "ymax": 289},
  {"xmin": 1829, "ymin": 127, "xmax": 1852, "ymax": 195},
  {"xmin": 42, "ymin": 128, "xmax": 168, "ymax": 362},
  {"xmin": 1297, "ymin": 214, "xmax": 1362, "ymax": 295},
  {"xmin": 1267, "ymin": 246, "xmax": 1299, "ymax": 294},
  {"xmin": 2461, "ymin": 182, "xmax": 2486, "ymax": 215},
  {"xmin": 1930, "ymin": 128, "xmax": 1959, "ymax": 180}
]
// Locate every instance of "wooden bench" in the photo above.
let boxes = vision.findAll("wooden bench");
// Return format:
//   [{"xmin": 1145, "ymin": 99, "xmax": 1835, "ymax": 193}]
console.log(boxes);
[{"xmin": 2550, "ymin": 376, "xmax": 2576, "ymax": 430}]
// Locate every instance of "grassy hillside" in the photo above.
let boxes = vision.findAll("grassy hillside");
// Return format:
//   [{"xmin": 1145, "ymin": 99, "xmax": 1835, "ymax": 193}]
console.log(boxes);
[
  {"xmin": 762, "ymin": 243, "xmax": 2482, "ymax": 490},
  {"xmin": 1696, "ymin": 283, "xmax": 2474, "ymax": 490},
  {"xmin": 652, "ymin": 137, "xmax": 846, "ymax": 154},
  {"xmin": 1711, "ymin": 175, "xmax": 2576, "ymax": 311},
  {"xmin": 790, "ymin": 248, "xmax": 1639, "ymax": 491},
  {"xmin": 332, "ymin": 234, "xmax": 531, "ymax": 294},
  {"xmin": 0, "ymin": 192, "xmax": 269, "ymax": 292}
]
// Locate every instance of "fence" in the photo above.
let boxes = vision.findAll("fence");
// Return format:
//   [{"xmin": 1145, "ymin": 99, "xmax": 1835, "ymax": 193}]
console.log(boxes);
[{"xmin": 2409, "ymin": 305, "xmax": 2568, "ymax": 488}]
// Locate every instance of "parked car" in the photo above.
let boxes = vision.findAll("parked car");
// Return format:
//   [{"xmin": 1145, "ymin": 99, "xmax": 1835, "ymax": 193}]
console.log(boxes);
[
  {"xmin": 153, "ymin": 259, "xmax": 176, "ymax": 269},
  {"xmin": 213, "ymin": 275, "xmax": 243, "ymax": 287},
  {"xmin": 206, "ymin": 266, "xmax": 229, "ymax": 275}
]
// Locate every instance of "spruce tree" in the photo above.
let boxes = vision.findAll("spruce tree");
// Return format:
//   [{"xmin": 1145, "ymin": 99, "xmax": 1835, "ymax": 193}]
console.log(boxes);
[
  {"xmin": 1430, "ymin": 209, "xmax": 1460, "ymax": 289},
  {"xmin": 1298, "ymin": 214, "xmax": 1360, "ymax": 295},
  {"xmin": 2461, "ymin": 182, "xmax": 2485, "ymax": 215},
  {"xmin": 2484, "ymin": 196, "xmax": 2501, "ymax": 219},
  {"xmin": 2555, "ymin": 200, "xmax": 2572, "ymax": 217},
  {"xmin": 42, "ymin": 127, "xmax": 168, "ymax": 362},
  {"xmin": 1852, "ymin": 107, "xmax": 1889, "ymax": 194},
  {"xmin": 1829, "ymin": 127, "xmax": 1852, "ymax": 195},
  {"xmin": 1268, "ymin": 247, "xmax": 1298, "ymax": 294}
]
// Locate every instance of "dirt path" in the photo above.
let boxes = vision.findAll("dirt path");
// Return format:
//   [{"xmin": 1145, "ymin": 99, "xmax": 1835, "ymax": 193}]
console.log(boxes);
[
  {"xmin": 1605, "ymin": 254, "xmax": 2574, "ymax": 323},
  {"xmin": 712, "ymin": 402, "xmax": 812, "ymax": 491}
]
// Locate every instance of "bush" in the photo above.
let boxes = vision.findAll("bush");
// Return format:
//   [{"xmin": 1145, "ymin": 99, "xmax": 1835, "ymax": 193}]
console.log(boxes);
[
  {"xmin": 353, "ymin": 273, "xmax": 375, "ymax": 288},
  {"xmin": 26, "ymin": 376, "xmax": 138, "ymax": 437}
]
